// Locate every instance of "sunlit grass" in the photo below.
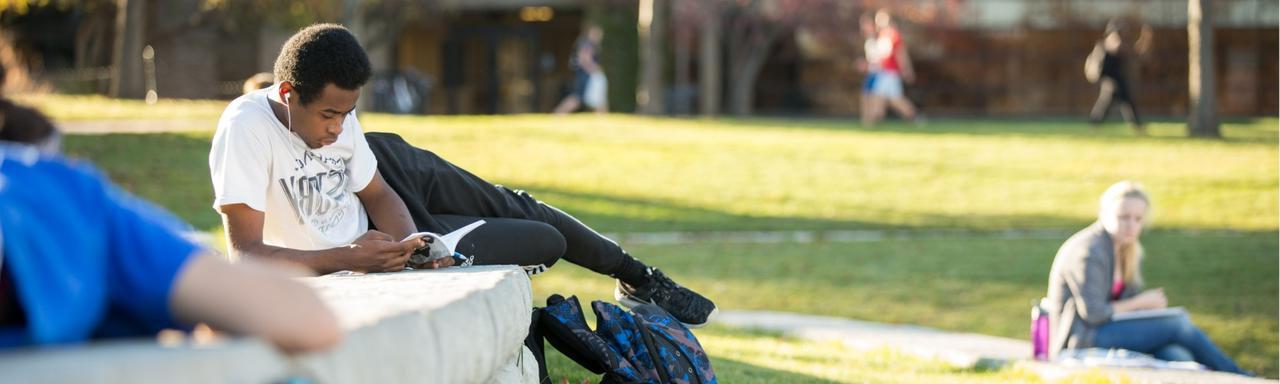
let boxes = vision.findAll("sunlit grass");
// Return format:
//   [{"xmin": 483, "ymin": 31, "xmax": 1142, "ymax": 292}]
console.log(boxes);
[
  {"xmin": 60, "ymin": 111, "xmax": 1275, "ymax": 233},
  {"xmin": 365, "ymin": 114, "xmax": 1277, "ymax": 232}
]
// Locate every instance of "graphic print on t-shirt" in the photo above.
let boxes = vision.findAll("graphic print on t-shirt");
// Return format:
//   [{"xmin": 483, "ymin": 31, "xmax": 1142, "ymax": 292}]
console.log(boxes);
[{"xmin": 278, "ymin": 149, "xmax": 353, "ymax": 234}]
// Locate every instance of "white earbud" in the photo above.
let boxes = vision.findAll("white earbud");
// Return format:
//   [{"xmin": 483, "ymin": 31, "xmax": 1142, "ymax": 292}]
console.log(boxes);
[{"xmin": 283, "ymin": 92, "xmax": 293, "ymax": 131}]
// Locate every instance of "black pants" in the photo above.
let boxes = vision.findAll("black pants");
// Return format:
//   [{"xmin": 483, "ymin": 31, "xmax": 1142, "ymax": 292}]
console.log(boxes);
[
  {"xmin": 366, "ymin": 132, "xmax": 639, "ymax": 277},
  {"xmin": 1090, "ymin": 76, "xmax": 1142, "ymax": 127}
]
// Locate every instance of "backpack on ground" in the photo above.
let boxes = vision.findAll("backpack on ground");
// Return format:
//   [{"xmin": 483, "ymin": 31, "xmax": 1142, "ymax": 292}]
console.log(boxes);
[{"xmin": 535, "ymin": 294, "xmax": 717, "ymax": 384}]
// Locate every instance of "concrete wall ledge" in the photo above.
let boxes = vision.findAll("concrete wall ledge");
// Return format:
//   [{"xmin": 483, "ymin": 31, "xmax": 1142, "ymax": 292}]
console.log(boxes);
[{"xmin": 0, "ymin": 265, "xmax": 533, "ymax": 384}]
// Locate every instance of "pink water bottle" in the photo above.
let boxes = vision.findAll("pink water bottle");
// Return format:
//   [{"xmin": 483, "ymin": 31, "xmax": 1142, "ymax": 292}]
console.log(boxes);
[{"xmin": 1030, "ymin": 299, "xmax": 1049, "ymax": 361}]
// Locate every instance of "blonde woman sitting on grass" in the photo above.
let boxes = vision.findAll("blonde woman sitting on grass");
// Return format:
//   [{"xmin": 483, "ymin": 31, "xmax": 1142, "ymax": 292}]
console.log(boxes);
[{"xmin": 1045, "ymin": 181, "xmax": 1251, "ymax": 375}]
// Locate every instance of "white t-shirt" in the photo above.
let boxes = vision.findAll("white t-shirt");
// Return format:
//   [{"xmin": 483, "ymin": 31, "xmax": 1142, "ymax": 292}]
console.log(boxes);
[
  {"xmin": 864, "ymin": 38, "xmax": 881, "ymax": 72},
  {"xmin": 209, "ymin": 85, "xmax": 377, "ymax": 250}
]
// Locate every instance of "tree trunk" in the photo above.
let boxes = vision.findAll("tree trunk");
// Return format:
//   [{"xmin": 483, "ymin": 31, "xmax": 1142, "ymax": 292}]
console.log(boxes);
[
  {"xmin": 110, "ymin": 0, "xmax": 146, "ymax": 99},
  {"xmin": 348, "ymin": 4, "xmax": 384, "ymax": 112},
  {"xmin": 727, "ymin": 28, "xmax": 778, "ymax": 116},
  {"xmin": 1187, "ymin": 0, "xmax": 1219, "ymax": 137},
  {"xmin": 637, "ymin": 0, "xmax": 667, "ymax": 115},
  {"xmin": 672, "ymin": 23, "xmax": 692, "ymax": 115},
  {"xmin": 699, "ymin": 13, "xmax": 722, "ymax": 116},
  {"xmin": 727, "ymin": 54, "xmax": 759, "ymax": 116},
  {"xmin": 75, "ymin": 6, "xmax": 114, "ymax": 69},
  {"xmin": 589, "ymin": 4, "xmax": 639, "ymax": 113}
]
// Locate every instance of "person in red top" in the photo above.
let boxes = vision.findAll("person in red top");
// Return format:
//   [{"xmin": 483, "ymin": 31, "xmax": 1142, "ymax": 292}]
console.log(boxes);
[{"xmin": 864, "ymin": 9, "xmax": 920, "ymax": 126}]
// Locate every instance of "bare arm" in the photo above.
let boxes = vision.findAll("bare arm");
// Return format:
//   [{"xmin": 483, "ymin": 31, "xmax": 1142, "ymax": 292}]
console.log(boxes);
[
  {"xmin": 577, "ymin": 46, "xmax": 601, "ymax": 74},
  {"xmin": 1133, "ymin": 25, "xmax": 1153, "ymax": 57},
  {"xmin": 218, "ymin": 203, "xmax": 415, "ymax": 275},
  {"xmin": 169, "ymin": 252, "xmax": 340, "ymax": 354},
  {"xmin": 1112, "ymin": 288, "xmax": 1167, "ymax": 314},
  {"xmin": 355, "ymin": 171, "xmax": 417, "ymax": 241},
  {"xmin": 897, "ymin": 46, "xmax": 915, "ymax": 83},
  {"xmin": 1085, "ymin": 43, "xmax": 1103, "ymax": 83},
  {"xmin": 354, "ymin": 172, "xmax": 453, "ymax": 269}
]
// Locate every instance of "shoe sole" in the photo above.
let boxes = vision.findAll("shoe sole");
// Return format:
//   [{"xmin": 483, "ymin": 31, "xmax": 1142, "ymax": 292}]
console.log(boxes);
[{"xmin": 616, "ymin": 294, "xmax": 718, "ymax": 329}]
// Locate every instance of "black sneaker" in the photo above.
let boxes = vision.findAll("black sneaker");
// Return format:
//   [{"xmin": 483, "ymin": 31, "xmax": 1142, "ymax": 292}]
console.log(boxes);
[{"xmin": 615, "ymin": 267, "xmax": 718, "ymax": 328}]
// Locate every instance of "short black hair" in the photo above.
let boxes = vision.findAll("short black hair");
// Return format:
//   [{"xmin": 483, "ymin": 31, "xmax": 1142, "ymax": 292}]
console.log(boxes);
[
  {"xmin": 0, "ymin": 98, "xmax": 57, "ymax": 145},
  {"xmin": 273, "ymin": 24, "xmax": 372, "ymax": 105}
]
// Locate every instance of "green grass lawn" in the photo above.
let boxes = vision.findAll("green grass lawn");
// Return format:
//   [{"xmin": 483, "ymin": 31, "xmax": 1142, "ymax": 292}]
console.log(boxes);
[
  {"xmin": 57, "ymin": 113, "xmax": 1279, "ymax": 235},
  {"xmin": 368, "ymin": 114, "xmax": 1277, "ymax": 233},
  {"xmin": 27, "ymin": 94, "xmax": 1278, "ymax": 380}
]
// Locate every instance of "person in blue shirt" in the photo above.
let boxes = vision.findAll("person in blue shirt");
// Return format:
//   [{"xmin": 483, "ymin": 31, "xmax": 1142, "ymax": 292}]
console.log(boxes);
[{"xmin": 0, "ymin": 97, "xmax": 340, "ymax": 354}]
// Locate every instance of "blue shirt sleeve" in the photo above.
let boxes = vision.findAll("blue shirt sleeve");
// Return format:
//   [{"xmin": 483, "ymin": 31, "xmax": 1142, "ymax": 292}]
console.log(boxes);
[
  {"xmin": 96, "ymin": 169, "xmax": 201, "ymax": 337},
  {"xmin": 0, "ymin": 149, "xmax": 201, "ymax": 345}
]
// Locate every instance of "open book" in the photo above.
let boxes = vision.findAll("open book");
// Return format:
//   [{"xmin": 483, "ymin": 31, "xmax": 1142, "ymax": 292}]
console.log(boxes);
[
  {"xmin": 1112, "ymin": 306, "xmax": 1186, "ymax": 322},
  {"xmin": 402, "ymin": 220, "xmax": 486, "ymax": 266}
]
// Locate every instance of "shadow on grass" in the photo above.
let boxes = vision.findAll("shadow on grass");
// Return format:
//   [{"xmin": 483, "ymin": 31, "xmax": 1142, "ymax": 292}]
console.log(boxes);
[
  {"xmin": 542, "ymin": 341, "xmax": 842, "ymax": 384},
  {"xmin": 520, "ymin": 187, "xmax": 892, "ymax": 233},
  {"xmin": 522, "ymin": 185, "xmax": 1174, "ymax": 233}
]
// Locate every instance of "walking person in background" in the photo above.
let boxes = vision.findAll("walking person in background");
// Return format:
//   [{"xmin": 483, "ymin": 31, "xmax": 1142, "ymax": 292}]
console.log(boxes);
[
  {"xmin": 554, "ymin": 25, "xmax": 607, "ymax": 114},
  {"xmin": 856, "ymin": 13, "xmax": 881, "ymax": 126},
  {"xmin": 1085, "ymin": 20, "xmax": 1149, "ymax": 134},
  {"xmin": 863, "ymin": 9, "xmax": 920, "ymax": 126},
  {"xmin": 1044, "ymin": 181, "xmax": 1252, "ymax": 375}
]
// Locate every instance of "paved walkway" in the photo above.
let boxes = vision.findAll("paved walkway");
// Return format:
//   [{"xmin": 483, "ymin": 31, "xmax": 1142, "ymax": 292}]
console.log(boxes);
[{"xmin": 714, "ymin": 310, "xmax": 1275, "ymax": 384}]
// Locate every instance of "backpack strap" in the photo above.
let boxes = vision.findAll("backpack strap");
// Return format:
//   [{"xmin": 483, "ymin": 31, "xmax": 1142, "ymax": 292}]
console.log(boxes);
[
  {"xmin": 631, "ymin": 304, "xmax": 717, "ymax": 384},
  {"xmin": 526, "ymin": 307, "xmax": 551, "ymax": 384},
  {"xmin": 592, "ymin": 301, "xmax": 662, "ymax": 382},
  {"xmin": 538, "ymin": 294, "xmax": 644, "ymax": 380}
]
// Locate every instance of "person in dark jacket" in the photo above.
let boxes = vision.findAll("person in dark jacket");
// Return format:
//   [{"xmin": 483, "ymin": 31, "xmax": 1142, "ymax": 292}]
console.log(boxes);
[{"xmin": 1085, "ymin": 21, "xmax": 1148, "ymax": 134}]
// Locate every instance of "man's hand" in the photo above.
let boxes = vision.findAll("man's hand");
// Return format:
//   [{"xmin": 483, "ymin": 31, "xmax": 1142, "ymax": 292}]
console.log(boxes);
[
  {"xmin": 220, "ymin": 203, "xmax": 423, "ymax": 275},
  {"xmin": 406, "ymin": 251, "xmax": 456, "ymax": 270},
  {"xmin": 403, "ymin": 234, "xmax": 456, "ymax": 270},
  {"xmin": 344, "ymin": 230, "xmax": 416, "ymax": 272}
]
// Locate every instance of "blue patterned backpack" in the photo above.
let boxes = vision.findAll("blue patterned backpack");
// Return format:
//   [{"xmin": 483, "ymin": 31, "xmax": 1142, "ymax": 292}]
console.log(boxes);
[{"xmin": 536, "ymin": 294, "xmax": 717, "ymax": 384}]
